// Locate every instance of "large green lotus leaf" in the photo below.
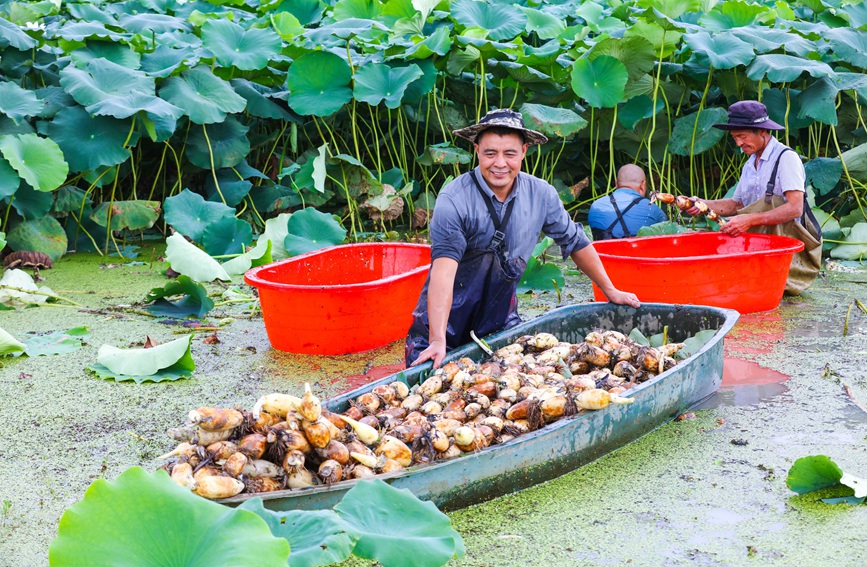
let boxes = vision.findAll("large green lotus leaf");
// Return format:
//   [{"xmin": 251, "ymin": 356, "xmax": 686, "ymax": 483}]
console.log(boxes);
[
  {"xmin": 839, "ymin": 142, "xmax": 867, "ymax": 182},
  {"xmin": 239, "ymin": 499, "xmax": 357, "ymax": 567},
  {"xmin": 96, "ymin": 334, "xmax": 193, "ymax": 376},
  {"xmin": 0, "ymin": 158, "xmax": 18, "ymax": 199},
  {"xmin": 51, "ymin": 21, "xmax": 124, "ymax": 42},
  {"xmin": 231, "ymin": 79, "xmax": 292, "ymax": 120},
  {"xmin": 519, "ymin": 103, "xmax": 587, "ymax": 139},
  {"xmin": 683, "ymin": 31, "xmax": 754, "ymax": 70},
  {"xmin": 140, "ymin": 45, "xmax": 198, "ymax": 78},
  {"xmin": 221, "ymin": 237, "xmax": 273, "ymax": 276},
  {"xmin": 334, "ymin": 479, "xmax": 465, "ymax": 567},
  {"xmin": 159, "ymin": 67, "xmax": 247, "ymax": 124},
  {"xmin": 518, "ymin": 256, "xmax": 564, "ymax": 293},
  {"xmin": 86, "ymin": 92, "xmax": 184, "ymax": 121},
  {"xmin": 0, "ymin": 81, "xmax": 44, "ymax": 123},
  {"xmin": 46, "ymin": 106, "xmax": 131, "ymax": 172},
  {"xmin": 66, "ymin": 3, "xmax": 116, "ymax": 25},
  {"xmin": 90, "ymin": 200, "xmax": 161, "ymax": 231},
  {"xmin": 0, "ymin": 327, "xmax": 26, "ymax": 356},
  {"xmin": 796, "ymin": 77, "xmax": 838, "ymax": 126},
  {"xmin": 786, "ymin": 455, "xmax": 843, "ymax": 495},
  {"xmin": 618, "ymin": 95, "xmax": 664, "ymax": 130},
  {"xmin": 284, "ymin": 207, "xmax": 346, "ymax": 256},
  {"xmin": 20, "ymin": 326, "xmax": 89, "ymax": 357},
  {"xmin": 205, "ymin": 174, "xmax": 252, "ymax": 208},
  {"xmin": 35, "ymin": 86, "xmax": 74, "ymax": 120},
  {"xmin": 0, "ymin": 134, "xmax": 68, "ymax": 192},
  {"xmin": 6, "ymin": 216, "xmax": 67, "ymax": 261},
  {"xmin": 829, "ymin": 223, "xmax": 867, "ymax": 261},
  {"xmin": 416, "ymin": 143, "xmax": 473, "ymax": 166},
  {"xmin": 146, "ymin": 275, "xmax": 214, "ymax": 318},
  {"xmin": 88, "ymin": 361, "xmax": 194, "ymax": 383},
  {"xmin": 393, "ymin": 59, "xmax": 437, "ymax": 102},
  {"xmin": 119, "ymin": 13, "xmax": 190, "ymax": 34},
  {"xmin": 668, "ymin": 107, "xmax": 728, "ymax": 156},
  {"xmin": 353, "ymin": 64, "xmax": 424, "ymax": 109},
  {"xmin": 840, "ymin": 3, "xmax": 867, "ymax": 28},
  {"xmin": 729, "ymin": 27, "xmax": 816, "ymax": 58},
  {"xmin": 0, "ymin": 18, "xmax": 38, "ymax": 49},
  {"xmin": 590, "ymin": 36, "xmax": 657, "ymax": 82},
  {"xmin": 571, "ymin": 56, "xmax": 627, "ymax": 109},
  {"xmin": 636, "ymin": 221, "xmax": 691, "ymax": 237},
  {"xmin": 202, "ymin": 18, "xmax": 281, "ymax": 71},
  {"xmin": 164, "ymin": 189, "xmax": 235, "ymax": 242},
  {"xmin": 166, "ymin": 233, "xmax": 231, "ymax": 282},
  {"xmin": 302, "ymin": 18, "xmax": 382, "ymax": 43},
  {"xmin": 49, "ymin": 468, "xmax": 289, "ymax": 566},
  {"xmin": 805, "ymin": 157, "xmax": 842, "ymax": 195},
  {"xmin": 761, "ymin": 88, "xmax": 814, "ymax": 131},
  {"xmin": 69, "ymin": 42, "xmax": 142, "ymax": 70},
  {"xmin": 203, "ymin": 216, "xmax": 253, "ymax": 257},
  {"xmin": 0, "ymin": 268, "xmax": 57, "ymax": 307},
  {"xmin": 270, "ymin": 11, "xmax": 305, "ymax": 40},
  {"xmin": 276, "ymin": 0, "xmax": 323, "ymax": 26},
  {"xmin": 285, "ymin": 52, "xmax": 352, "ymax": 117},
  {"xmin": 624, "ymin": 20, "xmax": 680, "ymax": 58},
  {"xmin": 186, "ymin": 119, "xmax": 250, "ymax": 170},
  {"xmin": 520, "ymin": 6, "xmax": 565, "ymax": 40},
  {"xmin": 405, "ymin": 25, "xmax": 452, "ymax": 59},
  {"xmin": 59, "ymin": 59, "xmax": 154, "ymax": 108},
  {"xmin": 747, "ymin": 55, "xmax": 835, "ymax": 83},
  {"xmin": 452, "ymin": 0, "xmax": 526, "ymax": 41},
  {"xmin": 334, "ymin": 0, "xmax": 383, "ymax": 20},
  {"xmin": 10, "ymin": 182, "xmax": 53, "ymax": 220},
  {"xmin": 698, "ymin": 0, "xmax": 771, "ymax": 31}
]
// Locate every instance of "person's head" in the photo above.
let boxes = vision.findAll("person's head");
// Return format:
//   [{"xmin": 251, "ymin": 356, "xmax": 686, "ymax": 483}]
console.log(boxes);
[
  {"xmin": 713, "ymin": 100, "xmax": 784, "ymax": 158},
  {"xmin": 616, "ymin": 164, "xmax": 647, "ymax": 196},
  {"xmin": 453, "ymin": 108, "xmax": 547, "ymax": 194}
]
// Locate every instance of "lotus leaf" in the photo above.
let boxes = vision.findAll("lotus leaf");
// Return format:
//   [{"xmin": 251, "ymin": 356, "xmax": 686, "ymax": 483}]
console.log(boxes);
[
  {"xmin": 18, "ymin": 326, "xmax": 89, "ymax": 357},
  {"xmin": 140, "ymin": 45, "xmax": 198, "ymax": 78},
  {"xmin": 667, "ymin": 107, "xmax": 728, "ymax": 156},
  {"xmin": 285, "ymin": 52, "xmax": 353, "ymax": 117},
  {"xmin": 202, "ymin": 18, "xmax": 281, "ymax": 71},
  {"xmin": 837, "ymin": 210, "xmax": 867, "ymax": 229},
  {"xmin": 6, "ymin": 216, "xmax": 68, "ymax": 261},
  {"xmin": 520, "ymin": 103, "xmax": 587, "ymax": 139},
  {"xmin": 746, "ymin": 55, "xmax": 835, "ymax": 83},
  {"xmin": 591, "ymin": 36, "xmax": 657, "ymax": 82},
  {"xmin": 0, "ymin": 230, "xmax": 4, "ymax": 251},
  {"xmin": 163, "ymin": 189, "xmax": 235, "ymax": 242},
  {"xmin": 262, "ymin": 213, "xmax": 293, "ymax": 260},
  {"xmin": 90, "ymin": 200, "xmax": 161, "ymax": 231},
  {"xmin": 203, "ymin": 216, "xmax": 253, "ymax": 257},
  {"xmin": 221, "ymin": 237, "xmax": 273, "ymax": 276},
  {"xmin": 452, "ymin": 0, "xmax": 526, "ymax": 41},
  {"xmin": 417, "ymin": 143, "xmax": 473, "ymax": 166},
  {"xmin": 518, "ymin": 256, "xmax": 564, "ymax": 293},
  {"xmin": 0, "ymin": 133, "xmax": 68, "ymax": 192},
  {"xmin": 165, "ymin": 232, "xmax": 231, "ymax": 282},
  {"xmin": 761, "ymin": 88, "xmax": 814, "ymax": 131},
  {"xmin": 0, "ymin": 82, "xmax": 44, "ymax": 123},
  {"xmin": 69, "ymin": 42, "xmax": 142, "ymax": 70},
  {"xmin": 334, "ymin": 0, "xmax": 383, "ymax": 20},
  {"xmin": 829, "ymin": 223, "xmax": 867, "ymax": 261},
  {"xmin": 446, "ymin": 45, "xmax": 481, "ymax": 75},
  {"xmin": 796, "ymin": 77, "xmax": 839, "ymax": 126},
  {"xmin": 674, "ymin": 328, "xmax": 716, "ymax": 360},
  {"xmin": 354, "ymin": 64, "xmax": 424, "ymax": 109},
  {"xmin": 270, "ymin": 11, "xmax": 305, "ymax": 39},
  {"xmin": 0, "ymin": 269, "xmax": 56, "ymax": 306},
  {"xmin": 618, "ymin": 95, "xmax": 664, "ymax": 130},
  {"xmin": 698, "ymin": 0, "xmax": 771, "ymax": 31},
  {"xmin": 636, "ymin": 221, "xmax": 691, "ymax": 237},
  {"xmin": 48, "ymin": 468, "xmax": 290, "ymax": 565},
  {"xmin": 35, "ymin": 86, "xmax": 74, "ymax": 120},
  {"xmin": 812, "ymin": 210, "xmax": 842, "ymax": 254},
  {"xmin": 186, "ymin": 119, "xmax": 251, "ymax": 170},
  {"xmin": 66, "ymin": 3, "xmax": 116, "ymax": 25},
  {"xmin": 231, "ymin": 79, "xmax": 292, "ymax": 120},
  {"xmin": 284, "ymin": 207, "xmax": 346, "ymax": 256},
  {"xmin": 729, "ymin": 27, "xmax": 816, "ymax": 58},
  {"xmin": 10, "ymin": 182, "xmax": 53, "ymax": 220},
  {"xmin": 278, "ymin": 0, "xmax": 324, "ymax": 25},
  {"xmin": 520, "ymin": 6, "xmax": 565, "ymax": 40},
  {"xmin": 0, "ymin": 18, "xmax": 38, "ymax": 49},
  {"xmin": 405, "ymin": 26, "xmax": 452, "ymax": 59},
  {"xmin": 51, "ymin": 20, "xmax": 124, "ymax": 41},
  {"xmin": 786, "ymin": 455, "xmax": 845, "ymax": 495},
  {"xmin": 119, "ymin": 13, "xmax": 190, "ymax": 34},
  {"xmin": 804, "ymin": 157, "xmax": 842, "ymax": 196},
  {"xmin": 239, "ymin": 499, "xmax": 358, "ymax": 567},
  {"xmin": 571, "ymin": 56, "xmax": 628, "ymax": 109},
  {"xmin": 684, "ymin": 31, "xmax": 754, "ymax": 70},
  {"xmin": 840, "ymin": 3, "xmax": 867, "ymax": 28},
  {"xmin": 59, "ymin": 59, "xmax": 154, "ymax": 109},
  {"xmin": 624, "ymin": 20, "xmax": 681, "ymax": 58},
  {"xmin": 146, "ymin": 276, "xmax": 214, "ymax": 318},
  {"xmin": 205, "ymin": 175, "xmax": 252, "ymax": 208},
  {"xmin": 87, "ymin": 92, "xmax": 184, "ymax": 122},
  {"xmin": 46, "ymin": 106, "xmax": 131, "ymax": 172},
  {"xmin": 302, "ymin": 18, "xmax": 382, "ymax": 43},
  {"xmin": 0, "ymin": 327, "xmax": 25, "ymax": 355},
  {"xmin": 334, "ymin": 479, "xmax": 466, "ymax": 567},
  {"xmin": 159, "ymin": 67, "xmax": 247, "ymax": 124},
  {"xmin": 96, "ymin": 334, "xmax": 194, "ymax": 377}
]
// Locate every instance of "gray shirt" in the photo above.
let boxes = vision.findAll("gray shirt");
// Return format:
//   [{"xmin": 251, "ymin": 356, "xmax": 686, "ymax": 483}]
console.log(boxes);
[
  {"xmin": 732, "ymin": 135, "xmax": 805, "ymax": 207},
  {"xmin": 430, "ymin": 167, "xmax": 591, "ymax": 263}
]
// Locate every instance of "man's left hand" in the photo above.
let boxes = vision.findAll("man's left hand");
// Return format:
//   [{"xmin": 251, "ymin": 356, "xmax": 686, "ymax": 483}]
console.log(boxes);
[
  {"xmin": 720, "ymin": 215, "xmax": 752, "ymax": 237},
  {"xmin": 605, "ymin": 289, "xmax": 640, "ymax": 308}
]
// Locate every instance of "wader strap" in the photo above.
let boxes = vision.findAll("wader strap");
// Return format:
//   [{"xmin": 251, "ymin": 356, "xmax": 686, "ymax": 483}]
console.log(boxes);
[
  {"xmin": 765, "ymin": 147, "xmax": 821, "ymax": 236},
  {"xmin": 469, "ymin": 170, "xmax": 516, "ymax": 250},
  {"xmin": 604, "ymin": 194, "xmax": 644, "ymax": 238}
]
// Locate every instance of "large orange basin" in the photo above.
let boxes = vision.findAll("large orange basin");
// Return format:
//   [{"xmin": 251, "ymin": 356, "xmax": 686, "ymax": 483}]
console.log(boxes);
[
  {"xmin": 591, "ymin": 233, "xmax": 804, "ymax": 313},
  {"xmin": 245, "ymin": 243, "xmax": 431, "ymax": 354}
]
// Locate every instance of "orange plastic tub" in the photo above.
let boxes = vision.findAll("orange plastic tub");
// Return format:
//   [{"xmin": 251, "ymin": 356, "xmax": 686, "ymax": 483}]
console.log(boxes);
[
  {"xmin": 245, "ymin": 243, "xmax": 431, "ymax": 354},
  {"xmin": 591, "ymin": 233, "xmax": 804, "ymax": 313}
]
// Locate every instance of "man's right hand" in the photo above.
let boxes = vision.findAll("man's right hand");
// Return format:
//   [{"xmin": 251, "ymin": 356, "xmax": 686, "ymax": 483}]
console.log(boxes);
[
  {"xmin": 683, "ymin": 197, "xmax": 703, "ymax": 217},
  {"xmin": 410, "ymin": 338, "xmax": 447, "ymax": 369}
]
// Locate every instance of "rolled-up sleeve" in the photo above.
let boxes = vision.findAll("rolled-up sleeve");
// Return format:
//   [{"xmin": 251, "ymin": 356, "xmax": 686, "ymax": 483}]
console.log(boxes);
[
  {"xmin": 429, "ymin": 194, "xmax": 468, "ymax": 262},
  {"xmin": 541, "ymin": 187, "xmax": 591, "ymax": 259}
]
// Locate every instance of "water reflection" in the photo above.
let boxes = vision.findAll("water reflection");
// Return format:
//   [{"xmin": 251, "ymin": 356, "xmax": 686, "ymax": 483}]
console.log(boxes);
[{"xmin": 694, "ymin": 358, "xmax": 790, "ymax": 409}]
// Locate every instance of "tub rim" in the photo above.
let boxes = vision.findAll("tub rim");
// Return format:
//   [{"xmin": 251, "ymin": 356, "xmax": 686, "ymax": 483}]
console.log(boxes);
[
  {"xmin": 244, "ymin": 242, "xmax": 432, "ymax": 292},
  {"xmin": 591, "ymin": 232, "xmax": 804, "ymax": 263}
]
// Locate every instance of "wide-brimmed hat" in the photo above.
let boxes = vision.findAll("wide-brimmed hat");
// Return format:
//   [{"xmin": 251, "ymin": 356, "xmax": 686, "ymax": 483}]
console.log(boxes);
[
  {"xmin": 453, "ymin": 108, "xmax": 549, "ymax": 146},
  {"xmin": 713, "ymin": 100, "xmax": 785, "ymax": 131}
]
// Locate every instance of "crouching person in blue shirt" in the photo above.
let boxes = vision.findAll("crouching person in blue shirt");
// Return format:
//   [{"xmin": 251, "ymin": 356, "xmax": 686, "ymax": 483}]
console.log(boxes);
[
  {"xmin": 405, "ymin": 108, "xmax": 641, "ymax": 369},
  {"xmin": 587, "ymin": 164, "xmax": 667, "ymax": 240}
]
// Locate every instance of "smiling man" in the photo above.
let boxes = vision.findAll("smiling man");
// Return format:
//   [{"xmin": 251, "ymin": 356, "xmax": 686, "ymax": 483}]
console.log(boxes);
[{"xmin": 405, "ymin": 108, "xmax": 640, "ymax": 368}]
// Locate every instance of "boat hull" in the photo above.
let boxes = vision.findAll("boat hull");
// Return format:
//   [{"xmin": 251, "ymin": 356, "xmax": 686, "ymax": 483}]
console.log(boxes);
[{"xmin": 222, "ymin": 302, "xmax": 738, "ymax": 511}]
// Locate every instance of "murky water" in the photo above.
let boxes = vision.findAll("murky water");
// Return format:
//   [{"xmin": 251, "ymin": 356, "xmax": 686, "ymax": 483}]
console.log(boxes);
[{"xmin": 694, "ymin": 358, "xmax": 790, "ymax": 409}]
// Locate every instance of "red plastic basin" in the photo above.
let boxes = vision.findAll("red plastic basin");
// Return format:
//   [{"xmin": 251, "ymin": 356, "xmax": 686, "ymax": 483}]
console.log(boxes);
[
  {"xmin": 591, "ymin": 233, "xmax": 804, "ymax": 313},
  {"xmin": 245, "ymin": 243, "xmax": 431, "ymax": 354}
]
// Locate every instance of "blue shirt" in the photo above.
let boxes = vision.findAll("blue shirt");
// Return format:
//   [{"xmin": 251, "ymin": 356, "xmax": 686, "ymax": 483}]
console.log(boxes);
[
  {"xmin": 732, "ymin": 136, "xmax": 805, "ymax": 207},
  {"xmin": 587, "ymin": 188, "xmax": 667, "ymax": 239},
  {"xmin": 430, "ymin": 168, "xmax": 591, "ymax": 263}
]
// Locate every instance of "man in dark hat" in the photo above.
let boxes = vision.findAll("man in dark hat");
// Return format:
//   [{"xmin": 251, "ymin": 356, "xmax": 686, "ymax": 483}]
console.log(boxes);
[
  {"xmin": 405, "ymin": 108, "xmax": 640, "ymax": 368},
  {"xmin": 685, "ymin": 100, "xmax": 821, "ymax": 294}
]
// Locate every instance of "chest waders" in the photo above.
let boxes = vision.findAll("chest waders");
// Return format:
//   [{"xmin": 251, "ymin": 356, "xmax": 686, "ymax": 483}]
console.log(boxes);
[
  {"xmin": 591, "ymin": 194, "xmax": 645, "ymax": 240},
  {"xmin": 405, "ymin": 171, "xmax": 527, "ymax": 366}
]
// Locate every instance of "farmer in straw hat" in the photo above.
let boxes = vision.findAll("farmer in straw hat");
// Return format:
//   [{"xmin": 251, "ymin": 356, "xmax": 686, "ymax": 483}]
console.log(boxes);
[
  {"xmin": 405, "ymin": 108, "xmax": 640, "ymax": 368},
  {"xmin": 684, "ymin": 100, "xmax": 822, "ymax": 295}
]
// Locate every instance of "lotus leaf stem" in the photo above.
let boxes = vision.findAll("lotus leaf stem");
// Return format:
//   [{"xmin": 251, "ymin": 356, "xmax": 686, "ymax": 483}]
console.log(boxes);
[{"xmin": 0, "ymin": 285, "xmax": 82, "ymax": 307}]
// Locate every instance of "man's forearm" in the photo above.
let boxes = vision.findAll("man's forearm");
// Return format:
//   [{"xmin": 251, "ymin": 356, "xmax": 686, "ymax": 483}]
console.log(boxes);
[
  {"xmin": 427, "ymin": 259, "xmax": 459, "ymax": 342},
  {"xmin": 702, "ymin": 198, "xmax": 743, "ymax": 216}
]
